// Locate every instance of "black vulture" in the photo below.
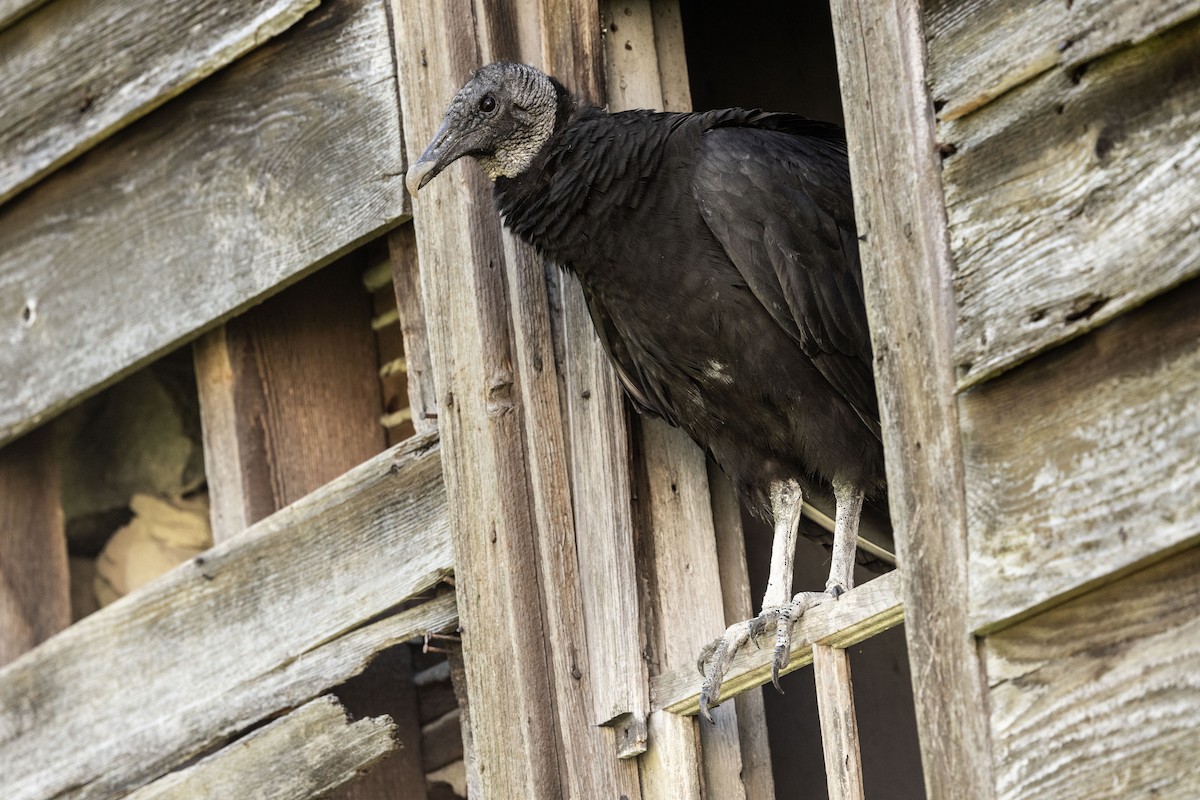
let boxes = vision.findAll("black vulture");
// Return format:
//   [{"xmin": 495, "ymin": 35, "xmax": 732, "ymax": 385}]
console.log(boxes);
[{"xmin": 407, "ymin": 62, "xmax": 893, "ymax": 720}]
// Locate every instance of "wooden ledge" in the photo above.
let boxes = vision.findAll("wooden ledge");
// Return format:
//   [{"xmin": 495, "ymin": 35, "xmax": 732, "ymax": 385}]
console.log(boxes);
[{"xmin": 650, "ymin": 569, "xmax": 904, "ymax": 716}]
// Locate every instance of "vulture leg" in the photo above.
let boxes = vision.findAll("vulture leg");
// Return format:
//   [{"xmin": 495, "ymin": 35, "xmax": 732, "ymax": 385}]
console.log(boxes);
[{"xmin": 697, "ymin": 478, "xmax": 865, "ymax": 722}]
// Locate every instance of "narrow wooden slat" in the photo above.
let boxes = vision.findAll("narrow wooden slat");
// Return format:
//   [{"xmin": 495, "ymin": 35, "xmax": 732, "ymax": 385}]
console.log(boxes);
[
  {"xmin": 926, "ymin": 0, "xmax": 1200, "ymax": 121},
  {"xmin": 0, "ymin": 0, "xmax": 317, "ymax": 206},
  {"xmin": 961, "ymin": 277, "xmax": 1200, "ymax": 632},
  {"xmin": 394, "ymin": 0, "xmax": 649, "ymax": 794},
  {"xmin": 0, "ymin": 0, "xmax": 44, "ymax": 31},
  {"xmin": 195, "ymin": 258, "xmax": 386, "ymax": 530},
  {"xmin": 193, "ymin": 328, "xmax": 253, "ymax": 544},
  {"xmin": 985, "ymin": 546, "xmax": 1200, "ymax": 800},
  {"xmin": 0, "ymin": 425, "xmax": 68, "ymax": 666},
  {"xmin": 709, "ymin": 462, "xmax": 776, "ymax": 800},
  {"xmin": 633, "ymin": 422, "xmax": 721, "ymax": 800},
  {"xmin": 0, "ymin": 0, "xmax": 407, "ymax": 446},
  {"xmin": 828, "ymin": 0, "xmax": 998, "ymax": 796},
  {"xmin": 392, "ymin": 2, "xmax": 593, "ymax": 796},
  {"xmin": 124, "ymin": 696, "xmax": 397, "ymax": 800},
  {"xmin": 813, "ymin": 646, "xmax": 865, "ymax": 800},
  {"xmin": 945, "ymin": 16, "xmax": 1200, "ymax": 389},
  {"xmin": 388, "ymin": 226, "xmax": 440, "ymax": 435},
  {"xmin": 541, "ymin": 0, "xmax": 648, "ymax": 738},
  {"xmin": 0, "ymin": 432, "xmax": 453, "ymax": 800},
  {"xmin": 600, "ymin": 3, "xmax": 748, "ymax": 795},
  {"xmin": 652, "ymin": 570, "xmax": 903, "ymax": 716}
]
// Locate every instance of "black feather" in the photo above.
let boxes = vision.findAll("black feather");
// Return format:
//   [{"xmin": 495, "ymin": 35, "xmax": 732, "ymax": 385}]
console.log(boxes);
[{"xmin": 494, "ymin": 99, "xmax": 890, "ymax": 562}]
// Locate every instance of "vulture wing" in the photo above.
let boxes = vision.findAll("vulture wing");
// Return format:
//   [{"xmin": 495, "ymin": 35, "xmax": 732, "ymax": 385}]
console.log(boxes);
[{"xmin": 691, "ymin": 115, "xmax": 880, "ymax": 439}]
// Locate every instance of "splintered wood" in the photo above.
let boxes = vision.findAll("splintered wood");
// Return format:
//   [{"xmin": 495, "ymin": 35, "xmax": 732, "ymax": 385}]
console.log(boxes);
[{"xmin": 0, "ymin": 434, "xmax": 454, "ymax": 800}]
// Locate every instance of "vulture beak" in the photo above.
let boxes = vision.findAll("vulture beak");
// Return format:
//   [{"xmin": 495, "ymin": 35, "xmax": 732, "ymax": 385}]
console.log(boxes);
[{"xmin": 406, "ymin": 115, "xmax": 476, "ymax": 198}]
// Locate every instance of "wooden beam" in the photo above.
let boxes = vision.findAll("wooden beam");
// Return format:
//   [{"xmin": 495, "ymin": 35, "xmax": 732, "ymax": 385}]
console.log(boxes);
[
  {"xmin": 943, "ymin": 15, "xmax": 1200, "ymax": 389},
  {"xmin": 193, "ymin": 255, "xmax": 429, "ymax": 800},
  {"xmin": 828, "ymin": 0, "xmax": 998, "ymax": 796},
  {"xmin": 652, "ymin": 570, "xmax": 903, "ymax": 716},
  {"xmin": 710, "ymin": 463, "xmax": 777, "ymax": 800},
  {"xmin": 961, "ymin": 275, "xmax": 1200, "ymax": 632},
  {"xmin": 0, "ymin": 425, "xmax": 68, "ymax": 667},
  {"xmin": 124, "ymin": 696, "xmax": 397, "ymax": 800},
  {"xmin": 389, "ymin": 226, "xmax": 440, "ymax": 436},
  {"xmin": 0, "ymin": 0, "xmax": 317, "ymax": 206},
  {"xmin": 985, "ymin": 545, "xmax": 1200, "ymax": 800},
  {"xmin": 0, "ymin": 433, "xmax": 453, "ymax": 800},
  {"xmin": 926, "ymin": 0, "xmax": 1200, "ymax": 121},
  {"xmin": 0, "ymin": 0, "xmax": 407, "ymax": 446},
  {"xmin": 600, "ymin": 3, "xmax": 752, "ymax": 795},
  {"xmin": 195, "ymin": 257, "xmax": 387, "ymax": 538},
  {"xmin": 813, "ymin": 646, "xmax": 865, "ymax": 800},
  {"xmin": 392, "ymin": 1, "xmax": 644, "ymax": 796},
  {"xmin": 0, "ymin": 0, "xmax": 45, "ymax": 32}
]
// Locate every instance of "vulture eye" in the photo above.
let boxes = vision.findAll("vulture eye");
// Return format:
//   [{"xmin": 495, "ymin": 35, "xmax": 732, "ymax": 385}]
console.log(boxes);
[{"xmin": 479, "ymin": 94, "xmax": 497, "ymax": 114}]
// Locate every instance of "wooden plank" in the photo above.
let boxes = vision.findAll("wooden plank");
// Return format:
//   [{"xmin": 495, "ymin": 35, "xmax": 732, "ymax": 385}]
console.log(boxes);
[
  {"xmin": 545, "ymin": 0, "xmax": 648, "ymax": 738},
  {"xmin": 944, "ymin": 16, "xmax": 1200, "ymax": 389},
  {"xmin": 985, "ymin": 546, "xmax": 1200, "ymax": 800},
  {"xmin": 0, "ymin": 432, "xmax": 453, "ymax": 800},
  {"xmin": 813, "ymin": 646, "xmax": 865, "ymax": 800},
  {"xmin": 192, "ymin": 253, "xmax": 424, "ymax": 800},
  {"xmin": 194, "ymin": 256, "xmax": 386, "ymax": 539},
  {"xmin": 828, "ymin": 0, "xmax": 998, "ymax": 796},
  {"xmin": 393, "ymin": 1, "xmax": 647, "ymax": 796},
  {"xmin": 124, "ymin": 696, "xmax": 397, "ymax": 800},
  {"xmin": 0, "ymin": 0, "xmax": 44, "ymax": 32},
  {"xmin": 926, "ymin": 0, "xmax": 1200, "ymax": 121},
  {"xmin": 0, "ymin": 0, "xmax": 317, "ymax": 206},
  {"xmin": 389, "ymin": 226, "xmax": 440, "ymax": 435},
  {"xmin": 334, "ymin": 645, "xmax": 430, "ymax": 800},
  {"xmin": 652, "ymin": 570, "xmax": 903, "ymax": 716},
  {"xmin": 710, "ymin": 462, "xmax": 776, "ymax": 800},
  {"xmin": 600, "ymin": 2, "xmax": 749, "ymax": 795},
  {"xmin": 633, "ymin": 421, "xmax": 723, "ymax": 800},
  {"xmin": 0, "ymin": 425, "xmax": 68, "ymax": 666},
  {"xmin": 0, "ymin": 0, "xmax": 407, "ymax": 447},
  {"xmin": 961, "ymin": 276, "xmax": 1200, "ymax": 632}
]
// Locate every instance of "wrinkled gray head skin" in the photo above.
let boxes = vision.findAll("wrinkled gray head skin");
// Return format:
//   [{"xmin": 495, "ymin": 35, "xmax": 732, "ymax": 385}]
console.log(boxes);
[{"xmin": 406, "ymin": 62, "xmax": 560, "ymax": 197}]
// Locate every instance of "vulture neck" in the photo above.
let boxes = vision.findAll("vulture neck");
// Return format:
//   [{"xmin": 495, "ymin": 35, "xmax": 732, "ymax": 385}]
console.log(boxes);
[{"xmin": 493, "ymin": 102, "xmax": 678, "ymax": 273}]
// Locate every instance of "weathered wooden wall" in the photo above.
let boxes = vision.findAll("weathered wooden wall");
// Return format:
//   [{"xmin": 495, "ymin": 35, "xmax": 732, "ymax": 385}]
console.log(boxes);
[
  {"xmin": 901, "ymin": 0, "xmax": 1200, "ymax": 796},
  {"xmin": 0, "ymin": 433, "xmax": 454, "ymax": 800},
  {"xmin": 0, "ymin": 0, "xmax": 407, "ymax": 446}
]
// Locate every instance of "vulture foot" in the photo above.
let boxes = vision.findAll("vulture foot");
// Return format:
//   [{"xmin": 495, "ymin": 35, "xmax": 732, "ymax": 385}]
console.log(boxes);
[{"xmin": 696, "ymin": 589, "xmax": 833, "ymax": 723}]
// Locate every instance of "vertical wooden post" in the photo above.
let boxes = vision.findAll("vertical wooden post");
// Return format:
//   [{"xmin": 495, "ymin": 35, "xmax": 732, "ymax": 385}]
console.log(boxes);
[
  {"xmin": 828, "ymin": 0, "xmax": 997, "ymax": 797},
  {"xmin": 710, "ymin": 463, "xmax": 777, "ymax": 800},
  {"xmin": 194, "ymin": 257, "xmax": 429, "ymax": 800},
  {"xmin": 390, "ymin": 1, "xmax": 642, "ymax": 795},
  {"xmin": 813, "ymin": 645, "xmax": 865, "ymax": 800},
  {"xmin": 601, "ymin": 2, "xmax": 756, "ymax": 796},
  {"xmin": 0, "ymin": 425, "xmax": 68, "ymax": 667}
]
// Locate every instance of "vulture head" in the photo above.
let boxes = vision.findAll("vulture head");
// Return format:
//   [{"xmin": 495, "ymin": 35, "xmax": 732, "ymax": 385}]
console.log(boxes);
[{"xmin": 406, "ymin": 62, "xmax": 568, "ymax": 196}]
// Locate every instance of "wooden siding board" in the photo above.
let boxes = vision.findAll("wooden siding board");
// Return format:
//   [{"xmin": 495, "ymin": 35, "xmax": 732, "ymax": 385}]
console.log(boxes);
[
  {"xmin": 0, "ymin": 0, "xmax": 45, "ymax": 32},
  {"xmin": 962, "ymin": 277, "xmax": 1200, "ymax": 632},
  {"xmin": 985, "ymin": 547, "xmax": 1200, "ymax": 800},
  {"xmin": 943, "ymin": 16, "xmax": 1200, "ymax": 388},
  {"xmin": 828, "ymin": 0, "xmax": 998, "ymax": 796},
  {"xmin": 0, "ymin": 0, "xmax": 407, "ymax": 447},
  {"xmin": 0, "ymin": 433, "xmax": 453, "ymax": 800},
  {"xmin": 926, "ymin": 0, "xmax": 1200, "ymax": 122},
  {"xmin": 0, "ymin": 425, "xmax": 68, "ymax": 666},
  {"xmin": 124, "ymin": 696, "xmax": 398, "ymax": 800},
  {"xmin": 0, "ymin": 0, "xmax": 318, "ymax": 206},
  {"xmin": 392, "ymin": 1, "xmax": 647, "ymax": 795},
  {"xmin": 652, "ymin": 569, "xmax": 904, "ymax": 716}
]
